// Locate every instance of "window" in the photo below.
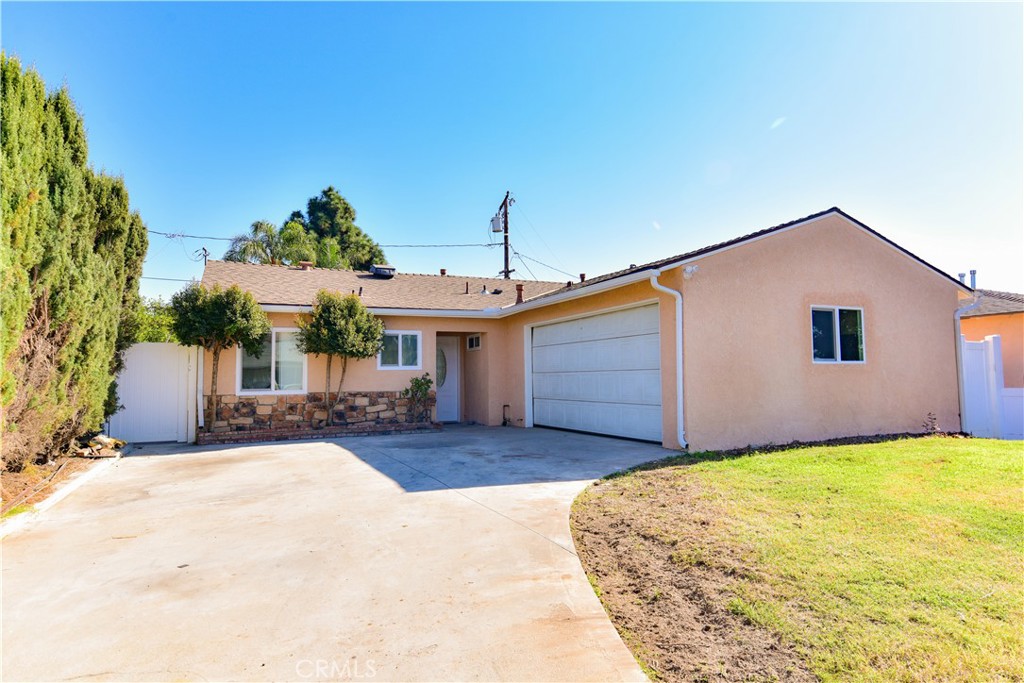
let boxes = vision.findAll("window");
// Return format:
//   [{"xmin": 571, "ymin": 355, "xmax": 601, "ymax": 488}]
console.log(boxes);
[
  {"xmin": 378, "ymin": 331, "xmax": 421, "ymax": 369},
  {"xmin": 238, "ymin": 329, "xmax": 307, "ymax": 393},
  {"xmin": 811, "ymin": 307, "xmax": 864, "ymax": 363},
  {"xmin": 467, "ymin": 334, "xmax": 481, "ymax": 351}
]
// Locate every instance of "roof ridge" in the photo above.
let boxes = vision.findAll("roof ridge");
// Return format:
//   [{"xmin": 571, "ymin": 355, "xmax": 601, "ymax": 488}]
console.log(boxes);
[{"xmin": 206, "ymin": 259, "xmax": 562, "ymax": 283}]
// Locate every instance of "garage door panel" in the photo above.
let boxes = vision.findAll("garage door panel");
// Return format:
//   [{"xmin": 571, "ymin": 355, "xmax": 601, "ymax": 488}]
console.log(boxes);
[
  {"xmin": 533, "ymin": 399, "xmax": 662, "ymax": 442},
  {"xmin": 533, "ymin": 369, "xmax": 662, "ymax": 405},
  {"xmin": 531, "ymin": 304, "xmax": 662, "ymax": 442},
  {"xmin": 532, "ymin": 335, "xmax": 660, "ymax": 373},
  {"xmin": 532, "ymin": 305, "xmax": 659, "ymax": 347}
]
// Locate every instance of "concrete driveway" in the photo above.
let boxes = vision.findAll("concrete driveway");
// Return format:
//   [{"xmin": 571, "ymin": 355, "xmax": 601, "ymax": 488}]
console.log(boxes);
[{"xmin": 2, "ymin": 426, "xmax": 665, "ymax": 682}]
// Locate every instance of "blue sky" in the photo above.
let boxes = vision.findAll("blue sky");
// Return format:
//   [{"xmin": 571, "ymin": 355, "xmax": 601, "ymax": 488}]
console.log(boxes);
[{"xmin": 3, "ymin": 2, "xmax": 1022, "ymax": 299}]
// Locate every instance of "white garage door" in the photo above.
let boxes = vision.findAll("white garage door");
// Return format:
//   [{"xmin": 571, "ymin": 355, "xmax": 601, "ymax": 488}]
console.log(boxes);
[{"xmin": 531, "ymin": 304, "xmax": 662, "ymax": 442}]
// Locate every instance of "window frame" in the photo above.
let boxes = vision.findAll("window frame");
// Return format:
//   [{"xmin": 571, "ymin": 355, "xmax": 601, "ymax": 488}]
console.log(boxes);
[
  {"xmin": 236, "ymin": 327, "xmax": 309, "ymax": 395},
  {"xmin": 810, "ymin": 306, "xmax": 866, "ymax": 364},
  {"xmin": 377, "ymin": 330, "xmax": 423, "ymax": 370},
  {"xmin": 467, "ymin": 334, "xmax": 482, "ymax": 351}
]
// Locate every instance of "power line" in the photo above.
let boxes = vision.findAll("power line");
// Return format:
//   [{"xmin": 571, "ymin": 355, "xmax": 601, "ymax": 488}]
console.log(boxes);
[
  {"xmin": 380, "ymin": 243, "xmax": 499, "ymax": 248},
  {"xmin": 512, "ymin": 248, "xmax": 577, "ymax": 279},
  {"xmin": 513, "ymin": 253, "xmax": 538, "ymax": 281},
  {"xmin": 141, "ymin": 276, "xmax": 196, "ymax": 283},
  {"xmin": 148, "ymin": 229, "xmax": 233, "ymax": 241}
]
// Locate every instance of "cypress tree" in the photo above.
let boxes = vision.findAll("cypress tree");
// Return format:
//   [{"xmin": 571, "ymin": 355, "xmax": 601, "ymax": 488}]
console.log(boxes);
[{"xmin": 1, "ymin": 54, "xmax": 148, "ymax": 470}]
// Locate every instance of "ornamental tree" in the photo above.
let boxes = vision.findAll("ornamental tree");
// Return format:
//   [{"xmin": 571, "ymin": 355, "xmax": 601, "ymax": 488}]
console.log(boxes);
[
  {"xmin": 171, "ymin": 284, "xmax": 270, "ymax": 432},
  {"xmin": 296, "ymin": 290, "xmax": 384, "ymax": 425}
]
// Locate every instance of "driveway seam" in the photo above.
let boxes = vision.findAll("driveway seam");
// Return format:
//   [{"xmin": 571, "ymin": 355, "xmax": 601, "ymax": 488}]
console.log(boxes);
[{"xmin": 361, "ymin": 444, "xmax": 581, "ymax": 557}]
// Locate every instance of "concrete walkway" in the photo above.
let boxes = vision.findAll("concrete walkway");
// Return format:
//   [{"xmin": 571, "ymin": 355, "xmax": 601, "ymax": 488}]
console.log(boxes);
[{"xmin": 1, "ymin": 426, "xmax": 666, "ymax": 682}]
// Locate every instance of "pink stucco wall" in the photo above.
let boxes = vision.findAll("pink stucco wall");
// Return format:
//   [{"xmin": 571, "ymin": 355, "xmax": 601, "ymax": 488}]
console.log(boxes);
[
  {"xmin": 961, "ymin": 312, "xmax": 1024, "ymax": 388},
  {"xmin": 202, "ymin": 213, "xmax": 965, "ymax": 452}
]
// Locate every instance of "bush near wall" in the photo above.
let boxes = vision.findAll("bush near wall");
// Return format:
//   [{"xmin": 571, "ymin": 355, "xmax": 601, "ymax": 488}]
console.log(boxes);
[{"xmin": 1, "ymin": 54, "xmax": 148, "ymax": 471}]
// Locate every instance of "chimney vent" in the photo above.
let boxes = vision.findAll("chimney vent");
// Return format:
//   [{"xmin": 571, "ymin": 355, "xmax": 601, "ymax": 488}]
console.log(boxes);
[
  {"xmin": 440, "ymin": 268, "xmax": 447, "ymax": 276},
  {"xmin": 566, "ymin": 281, "xmax": 572, "ymax": 288},
  {"xmin": 970, "ymin": 269, "xmax": 977, "ymax": 289},
  {"xmin": 579, "ymin": 273, "xmax": 586, "ymax": 282},
  {"xmin": 298, "ymin": 261, "xmax": 313, "ymax": 271},
  {"xmin": 515, "ymin": 283, "xmax": 524, "ymax": 304},
  {"xmin": 958, "ymin": 272, "xmax": 967, "ymax": 284}
]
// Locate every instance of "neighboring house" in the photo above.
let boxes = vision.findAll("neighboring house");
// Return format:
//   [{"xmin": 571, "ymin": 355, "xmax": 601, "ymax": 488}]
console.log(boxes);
[
  {"xmin": 199, "ymin": 207, "xmax": 971, "ymax": 451},
  {"xmin": 960, "ymin": 289, "xmax": 1024, "ymax": 389}
]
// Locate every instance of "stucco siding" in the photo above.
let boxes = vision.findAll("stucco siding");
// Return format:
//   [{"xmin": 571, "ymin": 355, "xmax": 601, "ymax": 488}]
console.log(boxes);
[
  {"xmin": 501, "ymin": 280, "xmax": 684, "ymax": 449},
  {"xmin": 679, "ymin": 214, "xmax": 963, "ymax": 451},
  {"xmin": 961, "ymin": 312, "xmax": 1024, "ymax": 388}
]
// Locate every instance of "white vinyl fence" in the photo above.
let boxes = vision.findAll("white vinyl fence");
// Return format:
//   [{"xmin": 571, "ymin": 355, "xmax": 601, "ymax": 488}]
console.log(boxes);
[
  {"xmin": 961, "ymin": 335, "xmax": 1023, "ymax": 440},
  {"xmin": 108, "ymin": 343, "xmax": 198, "ymax": 443}
]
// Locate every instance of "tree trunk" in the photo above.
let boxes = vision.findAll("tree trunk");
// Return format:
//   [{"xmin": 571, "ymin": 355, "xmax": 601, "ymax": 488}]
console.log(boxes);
[
  {"xmin": 208, "ymin": 345, "xmax": 221, "ymax": 433},
  {"xmin": 335, "ymin": 357, "xmax": 349, "ymax": 420},
  {"xmin": 325, "ymin": 355, "xmax": 333, "ymax": 426}
]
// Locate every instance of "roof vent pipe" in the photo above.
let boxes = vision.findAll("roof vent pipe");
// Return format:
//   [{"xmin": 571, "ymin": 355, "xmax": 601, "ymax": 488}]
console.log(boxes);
[
  {"xmin": 465, "ymin": 282, "xmax": 469, "ymax": 294},
  {"xmin": 970, "ymin": 269, "xmax": 977, "ymax": 289},
  {"xmin": 440, "ymin": 268, "xmax": 447, "ymax": 276},
  {"xmin": 958, "ymin": 273, "xmax": 967, "ymax": 284},
  {"xmin": 579, "ymin": 273, "xmax": 586, "ymax": 282},
  {"xmin": 298, "ymin": 261, "xmax": 313, "ymax": 271},
  {"xmin": 515, "ymin": 283, "xmax": 524, "ymax": 304}
]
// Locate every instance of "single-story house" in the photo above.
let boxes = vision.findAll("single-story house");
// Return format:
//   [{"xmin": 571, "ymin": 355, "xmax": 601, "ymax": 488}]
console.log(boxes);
[
  {"xmin": 960, "ymin": 289, "xmax": 1024, "ymax": 389},
  {"xmin": 199, "ymin": 207, "xmax": 972, "ymax": 451}
]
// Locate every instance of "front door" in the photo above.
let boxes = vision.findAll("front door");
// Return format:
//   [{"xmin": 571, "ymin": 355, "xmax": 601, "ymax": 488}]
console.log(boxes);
[{"xmin": 435, "ymin": 336, "xmax": 460, "ymax": 422}]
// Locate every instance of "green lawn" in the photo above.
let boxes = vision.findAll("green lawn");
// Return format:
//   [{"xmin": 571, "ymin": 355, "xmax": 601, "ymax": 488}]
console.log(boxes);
[{"xmin": 582, "ymin": 437, "xmax": 1023, "ymax": 682}]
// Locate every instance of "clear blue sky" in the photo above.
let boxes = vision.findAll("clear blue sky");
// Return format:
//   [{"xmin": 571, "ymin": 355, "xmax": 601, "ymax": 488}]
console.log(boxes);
[{"xmin": 3, "ymin": 1, "xmax": 1021, "ymax": 299}]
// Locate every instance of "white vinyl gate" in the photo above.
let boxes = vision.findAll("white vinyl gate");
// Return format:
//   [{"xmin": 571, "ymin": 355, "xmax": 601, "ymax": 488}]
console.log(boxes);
[
  {"xmin": 108, "ymin": 343, "xmax": 198, "ymax": 443},
  {"xmin": 961, "ymin": 335, "xmax": 1023, "ymax": 440},
  {"xmin": 531, "ymin": 304, "xmax": 662, "ymax": 442}
]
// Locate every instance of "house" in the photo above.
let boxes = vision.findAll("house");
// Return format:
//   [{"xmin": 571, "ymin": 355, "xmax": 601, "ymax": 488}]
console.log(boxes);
[
  {"xmin": 960, "ymin": 289, "xmax": 1024, "ymax": 389},
  {"xmin": 198, "ymin": 207, "xmax": 972, "ymax": 451}
]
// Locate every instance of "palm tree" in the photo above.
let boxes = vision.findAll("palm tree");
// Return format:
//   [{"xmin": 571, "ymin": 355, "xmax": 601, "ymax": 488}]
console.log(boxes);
[{"xmin": 224, "ymin": 221, "xmax": 287, "ymax": 264}]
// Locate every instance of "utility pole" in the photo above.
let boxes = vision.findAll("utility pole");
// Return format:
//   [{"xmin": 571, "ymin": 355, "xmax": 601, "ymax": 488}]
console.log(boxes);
[{"xmin": 499, "ymin": 191, "xmax": 515, "ymax": 279}]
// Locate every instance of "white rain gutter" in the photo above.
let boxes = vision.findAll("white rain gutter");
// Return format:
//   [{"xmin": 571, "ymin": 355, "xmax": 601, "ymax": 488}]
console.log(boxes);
[
  {"xmin": 954, "ymin": 292, "xmax": 984, "ymax": 432},
  {"xmin": 649, "ymin": 269, "xmax": 686, "ymax": 449}
]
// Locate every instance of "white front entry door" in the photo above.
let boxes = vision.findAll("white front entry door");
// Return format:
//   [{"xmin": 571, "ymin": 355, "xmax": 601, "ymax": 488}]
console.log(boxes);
[{"xmin": 435, "ymin": 336, "xmax": 460, "ymax": 422}]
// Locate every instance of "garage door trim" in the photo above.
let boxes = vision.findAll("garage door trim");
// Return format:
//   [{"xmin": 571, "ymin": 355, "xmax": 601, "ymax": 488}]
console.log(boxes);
[{"xmin": 523, "ymin": 299, "xmax": 660, "ymax": 432}]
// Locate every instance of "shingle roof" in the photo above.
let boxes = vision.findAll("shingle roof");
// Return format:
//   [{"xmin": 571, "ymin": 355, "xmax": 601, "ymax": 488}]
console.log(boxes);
[
  {"xmin": 963, "ymin": 289, "xmax": 1024, "ymax": 317},
  {"xmin": 201, "ymin": 260, "xmax": 564, "ymax": 310},
  {"xmin": 521, "ymin": 206, "xmax": 970, "ymax": 304}
]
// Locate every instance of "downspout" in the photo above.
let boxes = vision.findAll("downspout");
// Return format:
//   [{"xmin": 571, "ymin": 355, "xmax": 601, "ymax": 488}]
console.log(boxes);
[
  {"xmin": 649, "ymin": 270, "xmax": 686, "ymax": 449},
  {"xmin": 954, "ymin": 293, "xmax": 984, "ymax": 433}
]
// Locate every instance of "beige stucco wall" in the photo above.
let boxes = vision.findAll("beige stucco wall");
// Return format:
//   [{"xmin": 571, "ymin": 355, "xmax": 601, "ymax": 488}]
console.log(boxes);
[
  {"xmin": 203, "ymin": 313, "xmax": 507, "ymax": 424},
  {"xmin": 677, "ymin": 213, "xmax": 964, "ymax": 451},
  {"xmin": 500, "ymin": 279, "xmax": 684, "ymax": 448},
  {"xmin": 201, "ymin": 214, "xmax": 965, "ymax": 451},
  {"xmin": 961, "ymin": 312, "xmax": 1024, "ymax": 388}
]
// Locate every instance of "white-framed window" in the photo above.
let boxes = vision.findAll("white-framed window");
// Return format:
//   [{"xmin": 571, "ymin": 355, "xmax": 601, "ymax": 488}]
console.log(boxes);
[
  {"xmin": 467, "ymin": 334, "xmax": 481, "ymax": 351},
  {"xmin": 811, "ymin": 306, "xmax": 865, "ymax": 363},
  {"xmin": 378, "ymin": 331, "xmax": 421, "ymax": 370},
  {"xmin": 237, "ymin": 328, "xmax": 308, "ymax": 394}
]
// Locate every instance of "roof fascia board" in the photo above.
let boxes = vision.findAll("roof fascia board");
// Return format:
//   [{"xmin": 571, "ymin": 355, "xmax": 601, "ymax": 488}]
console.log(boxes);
[{"xmin": 502, "ymin": 269, "xmax": 658, "ymax": 314}]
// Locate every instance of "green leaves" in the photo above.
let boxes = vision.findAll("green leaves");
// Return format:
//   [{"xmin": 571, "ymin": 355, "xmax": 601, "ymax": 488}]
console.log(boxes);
[
  {"xmin": 296, "ymin": 290, "xmax": 384, "ymax": 361},
  {"xmin": 1, "ymin": 54, "xmax": 148, "ymax": 470},
  {"xmin": 221, "ymin": 186, "xmax": 385, "ymax": 271},
  {"xmin": 170, "ymin": 283, "xmax": 270, "ymax": 355}
]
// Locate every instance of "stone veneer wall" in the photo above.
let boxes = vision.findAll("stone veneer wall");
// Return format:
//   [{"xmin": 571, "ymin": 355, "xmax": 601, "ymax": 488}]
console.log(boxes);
[{"xmin": 196, "ymin": 391, "xmax": 437, "ymax": 445}]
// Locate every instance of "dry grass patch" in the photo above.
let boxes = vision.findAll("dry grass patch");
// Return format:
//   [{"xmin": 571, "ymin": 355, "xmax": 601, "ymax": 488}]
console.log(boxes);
[{"xmin": 571, "ymin": 436, "xmax": 1023, "ymax": 682}]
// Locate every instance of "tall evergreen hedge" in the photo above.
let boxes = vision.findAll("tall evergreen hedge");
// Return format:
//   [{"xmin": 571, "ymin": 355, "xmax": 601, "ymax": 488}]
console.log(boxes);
[{"xmin": 1, "ymin": 54, "xmax": 148, "ymax": 471}]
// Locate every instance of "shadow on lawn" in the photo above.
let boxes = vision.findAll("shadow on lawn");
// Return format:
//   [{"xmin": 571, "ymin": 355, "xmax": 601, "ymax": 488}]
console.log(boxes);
[{"xmin": 602, "ymin": 431, "xmax": 964, "ymax": 480}]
